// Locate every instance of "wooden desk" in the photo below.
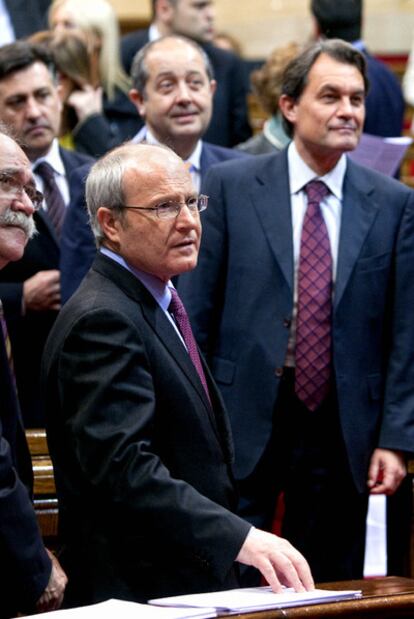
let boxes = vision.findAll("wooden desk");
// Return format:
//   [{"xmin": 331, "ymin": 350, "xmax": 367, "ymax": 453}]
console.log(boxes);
[{"xmin": 235, "ymin": 577, "xmax": 414, "ymax": 618}]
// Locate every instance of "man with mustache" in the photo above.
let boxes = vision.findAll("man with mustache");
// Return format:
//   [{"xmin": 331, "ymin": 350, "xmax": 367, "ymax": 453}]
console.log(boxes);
[
  {"xmin": 179, "ymin": 39, "xmax": 414, "ymax": 583},
  {"xmin": 59, "ymin": 35, "xmax": 246, "ymax": 302},
  {"xmin": 0, "ymin": 41, "xmax": 92, "ymax": 427},
  {"xmin": 0, "ymin": 127, "xmax": 67, "ymax": 618}
]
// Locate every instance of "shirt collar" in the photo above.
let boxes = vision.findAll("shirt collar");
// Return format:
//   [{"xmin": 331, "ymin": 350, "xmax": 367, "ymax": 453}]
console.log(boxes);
[
  {"xmin": 32, "ymin": 139, "xmax": 65, "ymax": 177},
  {"xmin": 131, "ymin": 125, "xmax": 202, "ymax": 170},
  {"xmin": 100, "ymin": 247, "xmax": 172, "ymax": 311},
  {"xmin": 149, "ymin": 23, "xmax": 161, "ymax": 42},
  {"xmin": 287, "ymin": 141, "xmax": 347, "ymax": 201}
]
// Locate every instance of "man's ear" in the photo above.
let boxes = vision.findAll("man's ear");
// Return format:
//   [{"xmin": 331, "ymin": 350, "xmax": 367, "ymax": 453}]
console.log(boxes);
[
  {"xmin": 97, "ymin": 207, "xmax": 122, "ymax": 245},
  {"xmin": 209, "ymin": 79, "xmax": 217, "ymax": 97},
  {"xmin": 129, "ymin": 88, "xmax": 146, "ymax": 118},
  {"xmin": 155, "ymin": 0, "xmax": 175, "ymax": 27},
  {"xmin": 279, "ymin": 94, "xmax": 297, "ymax": 126}
]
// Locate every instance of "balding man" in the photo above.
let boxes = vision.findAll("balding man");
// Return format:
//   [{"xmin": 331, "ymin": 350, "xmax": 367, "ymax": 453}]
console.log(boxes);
[{"xmin": 42, "ymin": 142, "xmax": 313, "ymax": 608}]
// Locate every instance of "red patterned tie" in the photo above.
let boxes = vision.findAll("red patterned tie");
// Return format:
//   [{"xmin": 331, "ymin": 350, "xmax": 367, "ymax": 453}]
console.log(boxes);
[
  {"xmin": 35, "ymin": 161, "xmax": 66, "ymax": 238},
  {"xmin": 169, "ymin": 288, "xmax": 211, "ymax": 405},
  {"xmin": 295, "ymin": 180, "xmax": 332, "ymax": 411}
]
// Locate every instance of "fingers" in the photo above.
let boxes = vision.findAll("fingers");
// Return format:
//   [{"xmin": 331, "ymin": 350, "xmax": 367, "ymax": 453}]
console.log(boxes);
[
  {"xmin": 23, "ymin": 270, "xmax": 61, "ymax": 311},
  {"xmin": 236, "ymin": 528, "xmax": 314, "ymax": 593},
  {"xmin": 368, "ymin": 449, "xmax": 406, "ymax": 495}
]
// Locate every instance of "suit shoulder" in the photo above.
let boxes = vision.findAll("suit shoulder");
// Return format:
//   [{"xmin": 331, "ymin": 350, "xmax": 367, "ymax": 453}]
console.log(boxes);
[
  {"xmin": 347, "ymin": 159, "xmax": 414, "ymax": 198},
  {"xmin": 205, "ymin": 150, "xmax": 283, "ymax": 179},
  {"xmin": 59, "ymin": 146, "xmax": 94, "ymax": 170},
  {"xmin": 203, "ymin": 142, "xmax": 249, "ymax": 163}
]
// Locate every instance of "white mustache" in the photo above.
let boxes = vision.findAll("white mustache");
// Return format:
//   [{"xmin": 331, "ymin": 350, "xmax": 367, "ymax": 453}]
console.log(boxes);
[{"xmin": 0, "ymin": 207, "xmax": 37, "ymax": 240}]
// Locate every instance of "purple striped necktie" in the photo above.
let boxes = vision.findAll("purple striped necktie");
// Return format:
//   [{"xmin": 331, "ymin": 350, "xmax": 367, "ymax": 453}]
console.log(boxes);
[
  {"xmin": 168, "ymin": 287, "xmax": 211, "ymax": 405},
  {"xmin": 34, "ymin": 161, "xmax": 65, "ymax": 238},
  {"xmin": 295, "ymin": 180, "xmax": 332, "ymax": 411}
]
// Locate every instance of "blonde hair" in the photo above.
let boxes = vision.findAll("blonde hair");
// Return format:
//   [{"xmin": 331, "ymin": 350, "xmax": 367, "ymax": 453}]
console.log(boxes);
[{"xmin": 49, "ymin": 0, "xmax": 130, "ymax": 99}]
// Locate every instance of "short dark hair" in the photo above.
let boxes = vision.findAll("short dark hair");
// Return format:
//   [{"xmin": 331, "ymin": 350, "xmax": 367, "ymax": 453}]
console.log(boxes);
[
  {"xmin": 311, "ymin": 0, "xmax": 362, "ymax": 42},
  {"xmin": 0, "ymin": 40, "xmax": 55, "ymax": 81},
  {"xmin": 130, "ymin": 35, "xmax": 214, "ymax": 94},
  {"xmin": 280, "ymin": 38, "xmax": 368, "ymax": 137}
]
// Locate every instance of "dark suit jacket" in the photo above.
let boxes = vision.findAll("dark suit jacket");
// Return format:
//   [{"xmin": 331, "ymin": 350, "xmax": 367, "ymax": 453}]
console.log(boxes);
[
  {"xmin": 362, "ymin": 47, "xmax": 405, "ymax": 137},
  {"xmin": 42, "ymin": 253, "xmax": 250, "ymax": 606},
  {"xmin": 59, "ymin": 142, "xmax": 248, "ymax": 303},
  {"xmin": 178, "ymin": 150, "xmax": 414, "ymax": 493},
  {"xmin": 0, "ymin": 327, "xmax": 50, "ymax": 618},
  {"xmin": 3, "ymin": 0, "xmax": 50, "ymax": 39},
  {"xmin": 0, "ymin": 147, "xmax": 93, "ymax": 427},
  {"xmin": 121, "ymin": 29, "xmax": 252, "ymax": 147}
]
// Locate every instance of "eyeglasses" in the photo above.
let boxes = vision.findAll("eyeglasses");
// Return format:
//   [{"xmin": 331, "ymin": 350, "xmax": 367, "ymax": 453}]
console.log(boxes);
[
  {"xmin": 120, "ymin": 194, "xmax": 208, "ymax": 220},
  {"xmin": 0, "ymin": 171, "xmax": 44, "ymax": 210}
]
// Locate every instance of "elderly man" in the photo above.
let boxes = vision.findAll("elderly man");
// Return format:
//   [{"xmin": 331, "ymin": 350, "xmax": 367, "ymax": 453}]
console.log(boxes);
[
  {"xmin": 59, "ymin": 35, "xmax": 246, "ymax": 302},
  {"xmin": 178, "ymin": 39, "xmax": 414, "ymax": 583},
  {"xmin": 0, "ymin": 127, "xmax": 66, "ymax": 618},
  {"xmin": 42, "ymin": 142, "xmax": 313, "ymax": 608},
  {"xmin": 121, "ymin": 0, "xmax": 251, "ymax": 148},
  {"xmin": 0, "ymin": 40, "xmax": 92, "ymax": 427}
]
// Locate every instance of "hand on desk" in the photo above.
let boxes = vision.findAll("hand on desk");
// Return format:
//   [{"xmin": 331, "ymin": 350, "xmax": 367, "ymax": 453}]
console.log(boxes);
[
  {"xmin": 367, "ymin": 448, "xmax": 406, "ymax": 495},
  {"xmin": 236, "ymin": 527, "xmax": 314, "ymax": 593}
]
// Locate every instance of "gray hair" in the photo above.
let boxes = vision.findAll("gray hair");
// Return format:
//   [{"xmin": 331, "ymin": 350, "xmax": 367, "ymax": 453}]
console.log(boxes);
[
  {"xmin": 130, "ymin": 34, "xmax": 214, "ymax": 95},
  {"xmin": 280, "ymin": 38, "xmax": 368, "ymax": 137}
]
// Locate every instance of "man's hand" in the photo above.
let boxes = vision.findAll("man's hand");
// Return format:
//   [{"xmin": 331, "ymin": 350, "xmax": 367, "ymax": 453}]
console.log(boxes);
[
  {"xmin": 36, "ymin": 548, "xmax": 67, "ymax": 613},
  {"xmin": 367, "ymin": 448, "xmax": 406, "ymax": 495},
  {"xmin": 236, "ymin": 527, "xmax": 314, "ymax": 593},
  {"xmin": 23, "ymin": 270, "xmax": 61, "ymax": 311}
]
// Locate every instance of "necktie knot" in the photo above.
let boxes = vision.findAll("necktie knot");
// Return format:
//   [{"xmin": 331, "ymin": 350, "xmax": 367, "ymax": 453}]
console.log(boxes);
[
  {"xmin": 304, "ymin": 180, "xmax": 330, "ymax": 206},
  {"xmin": 34, "ymin": 161, "xmax": 65, "ymax": 238}
]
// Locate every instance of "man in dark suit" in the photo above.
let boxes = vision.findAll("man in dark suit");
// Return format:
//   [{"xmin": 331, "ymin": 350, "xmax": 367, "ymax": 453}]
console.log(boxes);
[
  {"xmin": 178, "ymin": 39, "xmax": 414, "ymax": 583},
  {"xmin": 310, "ymin": 0, "xmax": 405, "ymax": 137},
  {"xmin": 42, "ymin": 142, "xmax": 313, "ymax": 607},
  {"xmin": 0, "ymin": 0, "xmax": 51, "ymax": 44},
  {"xmin": 121, "ymin": 0, "xmax": 251, "ymax": 148},
  {"xmin": 59, "ymin": 35, "xmax": 247, "ymax": 303},
  {"xmin": 0, "ymin": 41, "xmax": 93, "ymax": 427},
  {"xmin": 0, "ymin": 127, "xmax": 66, "ymax": 618}
]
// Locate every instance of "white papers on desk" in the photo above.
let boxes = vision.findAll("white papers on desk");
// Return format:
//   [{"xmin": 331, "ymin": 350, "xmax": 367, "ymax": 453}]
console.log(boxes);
[
  {"xmin": 149, "ymin": 585, "xmax": 362, "ymax": 613},
  {"xmin": 25, "ymin": 598, "xmax": 217, "ymax": 619}
]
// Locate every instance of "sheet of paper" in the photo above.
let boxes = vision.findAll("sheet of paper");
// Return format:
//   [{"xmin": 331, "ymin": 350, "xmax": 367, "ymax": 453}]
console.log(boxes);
[
  {"xmin": 348, "ymin": 133, "xmax": 412, "ymax": 176},
  {"xmin": 149, "ymin": 585, "xmax": 362, "ymax": 612},
  {"xmin": 26, "ymin": 598, "xmax": 217, "ymax": 619}
]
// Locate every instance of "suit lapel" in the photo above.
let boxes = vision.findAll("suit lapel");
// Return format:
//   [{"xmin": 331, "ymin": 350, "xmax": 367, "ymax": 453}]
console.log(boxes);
[
  {"xmin": 334, "ymin": 160, "xmax": 379, "ymax": 309},
  {"xmin": 250, "ymin": 152, "xmax": 294, "ymax": 293}
]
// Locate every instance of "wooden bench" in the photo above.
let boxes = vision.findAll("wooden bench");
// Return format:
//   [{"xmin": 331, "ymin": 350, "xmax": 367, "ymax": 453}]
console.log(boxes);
[{"xmin": 25, "ymin": 429, "xmax": 59, "ymax": 546}]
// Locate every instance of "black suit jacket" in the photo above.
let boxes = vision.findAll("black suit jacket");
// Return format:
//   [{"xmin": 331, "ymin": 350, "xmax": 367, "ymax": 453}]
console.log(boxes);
[
  {"xmin": 3, "ymin": 0, "xmax": 50, "ymax": 39},
  {"xmin": 121, "ymin": 29, "xmax": 251, "ymax": 147},
  {"xmin": 178, "ymin": 150, "xmax": 414, "ymax": 493},
  {"xmin": 0, "ymin": 147, "xmax": 93, "ymax": 427},
  {"xmin": 42, "ymin": 253, "xmax": 250, "ymax": 606},
  {"xmin": 0, "ymin": 326, "xmax": 50, "ymax": 618}
]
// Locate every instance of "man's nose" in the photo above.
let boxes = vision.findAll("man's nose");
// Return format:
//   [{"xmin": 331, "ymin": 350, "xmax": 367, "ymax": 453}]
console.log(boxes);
[
  {"xmin": 175, "ymin": 82, "xmax": 192, "ymax": 102},
  {"xmin": 337, "ymin": 97, "xmax": 353, "ymax": 116},
  {"xmin": 26, "ymin": 97, "xmax": 42, "ymax": 119},
  {"xmin": 176, "ymin": 203, "xmax": 199, "ymax": 227},
  {"xmin": 12, "ymin": 191, "xmax": 36, "ymax": 215}
]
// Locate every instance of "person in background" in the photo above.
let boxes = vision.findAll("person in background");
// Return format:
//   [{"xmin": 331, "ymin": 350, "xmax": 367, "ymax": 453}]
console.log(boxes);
[
  {"xmin": 178, "ymin": 39, "xmax": 414, "ymax": 584},
  {"xmin": 48, "ymin": 0, "xmax": 140, "ymax": 156},
  {"xmin": 42, "ymin": 141, "xmax": 313, "ymax": 608},
  {"xmin": 0, "ymin": 126, "xmax": 66, "ymax": 619},
  {"xmin": 121, "ymin": 0, "xmax": 252, "ymax": 148},
  {"xmin": 0, "ymin": 0, "xmax": 51, "ymax": 45},
  {"xmin": 310, "ymin": 0, "xmax": 405, "ymax": 137},
  {"xmin": 213, "ymin": 31, "xmax": 242, "ymax": 56},
  {"xmin": 0, "ymin": 41, "xmax": 92, "ymax": 427},
  {"xmin": 237, "ymin": 42, "xmax": 299, "ymax": 155},
  {"xmin": 59, "ymin": 35, "xmax": 247, "ymax": 303}
]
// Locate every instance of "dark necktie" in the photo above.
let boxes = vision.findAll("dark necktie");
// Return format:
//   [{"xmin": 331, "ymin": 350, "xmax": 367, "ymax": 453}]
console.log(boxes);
[
  {"xmin": 168, "ymin": 287, "xmax": 211, "ymax": 405},
  {"xmin": 34, "ymin": 161, "xmax": 65, "ymax": 238},
  {"xmin": 295, "ymin": 180, "xmax": 332, "ymax": 411}
]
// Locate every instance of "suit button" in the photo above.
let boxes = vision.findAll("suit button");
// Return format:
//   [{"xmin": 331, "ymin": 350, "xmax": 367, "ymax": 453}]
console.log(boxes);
[
  {"xmin": 275, "ymin": 367, "xmax": 284, "ymax": 377},
  {"xmin": 283, "ymin": 318, "xmax": 291, "ymax": 328}
]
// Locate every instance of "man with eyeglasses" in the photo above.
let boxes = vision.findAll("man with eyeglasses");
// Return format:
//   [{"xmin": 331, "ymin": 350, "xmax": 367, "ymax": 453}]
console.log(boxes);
[
  {"xmin": 59, "ymin": 35, "xmax": 247, "ymax": 303},
  {"xmin": 0, "ymin": 40, "xmax": 92, "ymax": 428},
  {"xmin": 42, "ymin": 142, "xmax": 314, "ymax": 608},
  {"xmin": 0, "ymin": 127, "xmax": 67, "ymax": 618}
]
